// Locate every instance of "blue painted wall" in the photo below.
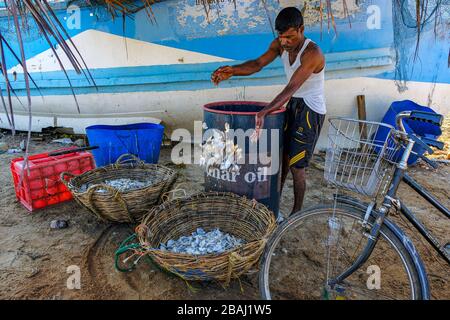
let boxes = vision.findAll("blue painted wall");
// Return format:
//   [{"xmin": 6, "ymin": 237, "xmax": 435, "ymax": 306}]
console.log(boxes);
[{"xmin": 0, "ymin": 0, "xmax": 448, "ymax": 96}]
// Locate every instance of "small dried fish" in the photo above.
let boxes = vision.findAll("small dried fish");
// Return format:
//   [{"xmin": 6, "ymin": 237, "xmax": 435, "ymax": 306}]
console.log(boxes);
[
  {"xmin": 159, "ymin": 228, "xmax": 244, "ymax": 255},
  {"xmin": 200, "ymin": 123, "xmax": 242, "ymax": 173},
  {"xmin": 79, "ymin": 178, "xmax": 155, "ymax": 193}
]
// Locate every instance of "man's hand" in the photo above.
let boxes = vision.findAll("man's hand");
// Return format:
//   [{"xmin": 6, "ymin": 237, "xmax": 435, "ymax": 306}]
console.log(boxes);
[
  {"xmin": 251, "ymin": 111, "xmax": 266, "ymax": 142},
  {"xmin": 211, "ymin": 66, "xmax": 234, "ymax": 86}
]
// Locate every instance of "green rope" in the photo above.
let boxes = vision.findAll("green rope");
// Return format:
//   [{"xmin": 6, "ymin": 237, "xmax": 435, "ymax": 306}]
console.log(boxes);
[
  {"xmin": 321, "ymin": 286, "xmax": 330, "ymax": 300},
  {"xmin": 114, "ymin": 233, "xmax": 143, "ymax": 272}
]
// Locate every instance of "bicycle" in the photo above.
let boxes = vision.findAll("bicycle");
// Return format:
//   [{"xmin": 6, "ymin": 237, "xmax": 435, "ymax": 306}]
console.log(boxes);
[{"xmin": 259, "ymin": 110, "xmax": 449, "ymax": 300}]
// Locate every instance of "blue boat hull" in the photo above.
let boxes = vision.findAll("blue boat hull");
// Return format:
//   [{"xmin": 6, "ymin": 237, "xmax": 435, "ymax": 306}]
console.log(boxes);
[{"xmin": 0, "ymin": 0, "xmax": 448, "ymax": 148}]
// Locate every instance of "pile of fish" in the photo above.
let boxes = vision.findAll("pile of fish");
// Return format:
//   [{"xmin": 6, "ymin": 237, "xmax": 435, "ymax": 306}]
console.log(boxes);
[
  {"xmin": 79, "ymin": 178, "xmax": 155, "ymax": 193},
  {"xmin": 159, "ymin": 228, "xmax": 244, "ymax": 255},
  {"xmin": 199, "ymin": 122, "xmax": 242, "ymax": 173}
]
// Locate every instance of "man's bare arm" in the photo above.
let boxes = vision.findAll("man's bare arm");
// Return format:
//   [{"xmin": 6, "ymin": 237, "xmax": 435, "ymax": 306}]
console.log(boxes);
[{"xmin": 211, "ymin": 39, "xmax": 281, "ymax": 84}]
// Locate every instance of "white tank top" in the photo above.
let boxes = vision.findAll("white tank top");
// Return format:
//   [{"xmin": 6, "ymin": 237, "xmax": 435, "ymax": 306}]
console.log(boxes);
[{"xmin": 281, "ymin": 38, "xmax": 326, "ymax": 114}]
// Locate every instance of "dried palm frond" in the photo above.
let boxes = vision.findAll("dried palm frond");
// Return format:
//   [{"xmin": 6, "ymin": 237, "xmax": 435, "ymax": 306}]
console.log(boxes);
[
  {"xmin": 1, "ymin": 0, "xmax": 96, "ymax": 128},
  {"xmin": 342, "ymin": 0, "xmax": 351, "ymax": 28},
  {"xmin": 393, "ymin": 0, "xmax": 444, "ymax": 81},
  {"xmin": 319, "ymin": 1, "xmax": 324, "ymax": 39},
  {"xmin": 326, "ymin": 0, "xmax": 337, "ymax": 35},
  {"xmin": 1, "ymin": 0, "xmax": 96, "ymax": 184},
  {"xmin": 85, "ymin": 0, "xmax": 163, "ymax": 21},
  {"xmin": 412, "ymin": 0, "xmax": 444, "ymax": 60}
]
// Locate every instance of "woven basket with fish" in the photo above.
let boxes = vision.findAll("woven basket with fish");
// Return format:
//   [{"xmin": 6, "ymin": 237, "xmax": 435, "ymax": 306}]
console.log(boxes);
[
  {"xmin": 61, "ymin": 154, "xmax": 177, "ymax": 223},
  {"xmin": 114, "ymin": 192, "xmax": 276, "ymax": 285}
]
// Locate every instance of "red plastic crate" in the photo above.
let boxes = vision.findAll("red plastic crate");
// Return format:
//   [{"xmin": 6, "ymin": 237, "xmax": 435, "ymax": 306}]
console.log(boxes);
[{"xmin": 10, "ymin": 148, "xmax": 95, "ymax": 211}]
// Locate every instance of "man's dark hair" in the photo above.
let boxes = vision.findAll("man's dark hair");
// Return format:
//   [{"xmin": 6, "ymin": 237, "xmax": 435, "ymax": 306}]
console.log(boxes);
[{"xmin": 275, "ymin": 7, "xmax": 304, "ymax": 33}]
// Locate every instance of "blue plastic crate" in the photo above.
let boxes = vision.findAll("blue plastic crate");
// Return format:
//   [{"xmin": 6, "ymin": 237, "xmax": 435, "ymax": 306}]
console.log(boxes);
[
  {"xmin": 86, "ymin": 123, "xmax": 164, "ymax": 167},
  {"xmin": 374, "ymin": 100, "xmax": 442, "ymax": 165}
]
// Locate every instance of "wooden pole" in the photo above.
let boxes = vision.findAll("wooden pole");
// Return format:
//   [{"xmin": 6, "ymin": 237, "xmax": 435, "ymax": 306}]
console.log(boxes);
[{"xmin": 357, "ymin": 95, "xmax": 367, "ymax": 141}]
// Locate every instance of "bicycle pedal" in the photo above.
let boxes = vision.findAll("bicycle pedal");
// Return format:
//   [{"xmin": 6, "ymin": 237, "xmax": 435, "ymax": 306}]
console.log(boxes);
[
  {"xmin": 329, "ymin": 284, "xmax": 348, "ymax": 300},
  {"xmin": 357, "ymin": 220, "xmax": 370, "ymax": 230}
]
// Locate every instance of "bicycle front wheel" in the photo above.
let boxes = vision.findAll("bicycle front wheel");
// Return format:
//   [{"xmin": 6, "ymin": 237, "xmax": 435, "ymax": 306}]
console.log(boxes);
[{"xmin": 259, "ymin": 204, "xmax": 423, "ymax": 300}]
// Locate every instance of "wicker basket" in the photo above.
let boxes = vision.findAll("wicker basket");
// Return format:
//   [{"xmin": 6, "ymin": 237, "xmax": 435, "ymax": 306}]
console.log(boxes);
[
  {"xmin": 114, "ymin": 192, "xmax": 277, "ymax": 285},
  {"xmin": 61, "ymin": 154, "xmax": 177, "ymax": 223}
]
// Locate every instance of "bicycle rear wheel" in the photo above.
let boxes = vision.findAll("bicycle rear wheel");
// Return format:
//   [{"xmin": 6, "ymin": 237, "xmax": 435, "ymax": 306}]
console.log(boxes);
[{"xmin": 259, "ymin": 204, "xmax": 423, "ymax": 300}]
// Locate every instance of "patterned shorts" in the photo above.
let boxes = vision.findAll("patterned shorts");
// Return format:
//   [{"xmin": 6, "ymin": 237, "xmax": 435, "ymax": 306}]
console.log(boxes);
[{"xmin": 284, "ymin": 97, "xmax": 325, "ymax": 168}]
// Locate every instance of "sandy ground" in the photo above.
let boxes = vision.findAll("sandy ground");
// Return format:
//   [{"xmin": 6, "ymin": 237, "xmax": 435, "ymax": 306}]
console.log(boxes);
[{"xmin": 0, "ymin": 128, "xmax": 448, "ymax": 300}]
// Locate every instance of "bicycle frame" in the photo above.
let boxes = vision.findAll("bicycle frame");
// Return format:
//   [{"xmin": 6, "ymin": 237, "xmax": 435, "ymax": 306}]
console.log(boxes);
[
  {"xmin": 400, "ymin": 173, "xmax": 450, "ymax": 264},
  {"xmin": 328, "ymin": 109, "xmax": 449, "ymax": 295},
  {"xmin": 329, "ymin": 162, "xmax": 449, "ymax": 299},
  {"xmin": 335, "ymin": 194, "xmax": 431, "ymax": 300},
  {"xmin": 327, "ymin": 165, "xmax": 406, "ymax": 287}
]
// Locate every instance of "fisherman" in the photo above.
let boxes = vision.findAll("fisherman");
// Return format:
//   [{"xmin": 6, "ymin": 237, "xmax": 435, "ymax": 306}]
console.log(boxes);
[{"xmin": 211, "ymin": 7, "xmax": 326, "ymax": 216}]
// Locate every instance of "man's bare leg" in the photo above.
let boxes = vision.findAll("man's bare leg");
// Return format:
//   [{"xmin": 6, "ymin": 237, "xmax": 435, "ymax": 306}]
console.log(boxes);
[
  {"xmin": 290, "ymin": 166, "xmax": 306, "ymax": 215},
  {"xmin": 280, "ymin": 151, "xmax": 290, "ymax": 196}
]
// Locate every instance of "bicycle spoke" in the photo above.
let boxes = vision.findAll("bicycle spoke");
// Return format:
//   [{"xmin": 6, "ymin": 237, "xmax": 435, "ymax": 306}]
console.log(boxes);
[
  {"xmin": 261, "ymin": 206, "xmax": 419, "ymax": 300},
  {"xmin": 342, "ymin": 217, "xmax": 359, "ymax": 255}
]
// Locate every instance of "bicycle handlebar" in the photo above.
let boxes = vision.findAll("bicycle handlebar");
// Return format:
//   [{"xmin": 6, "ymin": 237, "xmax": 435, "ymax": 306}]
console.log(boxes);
[
  {"xmin": 395, "ymin": 110, "xmax": 443, "ymax": 135},
  {"xmin": 410, "ymin": 111, "xmax": 443, "ymax": 127},
  {"xmin": 395, "ymin": 111, "xmax": 411, "ymax": 134}
]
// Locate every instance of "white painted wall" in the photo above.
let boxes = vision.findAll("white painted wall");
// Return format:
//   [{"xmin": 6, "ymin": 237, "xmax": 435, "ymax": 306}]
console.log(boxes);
[{"xmin": 2, "ymin": 77, "xmax": 448, "ymax": 151}]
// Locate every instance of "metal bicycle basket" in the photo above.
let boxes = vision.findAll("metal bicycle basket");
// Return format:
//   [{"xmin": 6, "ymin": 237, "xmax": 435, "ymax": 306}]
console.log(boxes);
[{"xmin": 324, "ymin": 117, "xmax": 401, "ymax": 197}]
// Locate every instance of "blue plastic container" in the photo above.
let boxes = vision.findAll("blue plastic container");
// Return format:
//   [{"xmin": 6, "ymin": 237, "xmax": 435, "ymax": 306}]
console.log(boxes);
[
  {"xmin": 374, "ymin": 100, "xmax": 442, "ymax": 165},
  {"xmin": 86, "ymin": 123, "xmax": 164, "ymax": 167}
]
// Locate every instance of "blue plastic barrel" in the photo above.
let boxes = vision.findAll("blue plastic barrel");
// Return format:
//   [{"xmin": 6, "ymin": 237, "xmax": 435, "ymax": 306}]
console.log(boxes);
[
  {"xmin": 203, "ymin": 101, "xmax": 286, "ymax": 217},
  {"xmin": 374, "ymin": 100, "xmax": 442, "ymax": 165},
  {"xmin": 86, "ymin": 123, "xmax": 164, "ymax": 167}
]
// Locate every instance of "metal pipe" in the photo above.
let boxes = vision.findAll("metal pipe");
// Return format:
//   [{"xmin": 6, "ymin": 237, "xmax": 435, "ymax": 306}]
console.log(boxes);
[
  {"xmin": 402, "ymin": 173, "xmax": 450, "ymax": 219},
  {"xmin": 395, "ymin": 111, "xmax": 412, "ymax": 134}
]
